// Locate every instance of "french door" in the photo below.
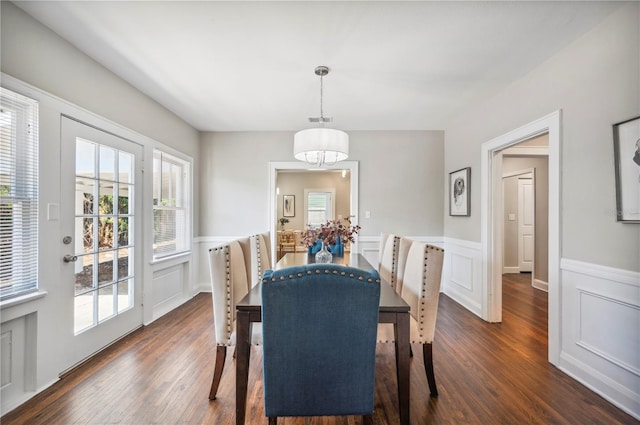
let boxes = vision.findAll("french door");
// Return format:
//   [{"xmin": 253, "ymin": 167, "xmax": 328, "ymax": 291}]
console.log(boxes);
[{"xmin": 60, "ymin": 117, "xmax": 143, "ymax": 368}]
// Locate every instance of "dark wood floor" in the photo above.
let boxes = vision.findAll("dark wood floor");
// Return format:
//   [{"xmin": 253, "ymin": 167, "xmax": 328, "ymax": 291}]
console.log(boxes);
[{"xmin": 3, "ymin": 273, "xmax": 638, "ymax": 424}]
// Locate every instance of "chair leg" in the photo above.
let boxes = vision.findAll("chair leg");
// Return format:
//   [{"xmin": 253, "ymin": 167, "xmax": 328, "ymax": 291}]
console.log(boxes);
[
  {"xmin": 423, "ymin": 342, "xmax": 438, "ymax": 397},
  {"xmin": 362, "ymin": 414, "xmax": 373, "ymax": 425},
  {"xmin": 268, "ymin": 417, "xmax": 277, "ymax": 425},
  {"xmin": 209, "ymin": 346, "xmax": 227, "ymax": 400}
]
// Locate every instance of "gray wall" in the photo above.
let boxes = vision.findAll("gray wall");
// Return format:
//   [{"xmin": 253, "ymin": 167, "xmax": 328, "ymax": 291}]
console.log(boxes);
[
  {"xmin": 1, "ymin": 1, "xmax": 201, "ymax": 409},
  {"xmin": 444, "ymin": 3, "xmax": 639, "ymax": 272},
  {"xmin": 199, "ymin": 130, "xmax": 444, "ymax": 238},
  {"xmin": 1, "ymin": 2, "xmax": 200, "ymax": 235},
  {"xmin": 503, "ymin": 156, "xmax": 550, "ymax": 282}
]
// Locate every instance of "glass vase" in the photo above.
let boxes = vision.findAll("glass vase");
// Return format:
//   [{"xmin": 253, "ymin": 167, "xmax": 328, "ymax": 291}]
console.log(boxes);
[{"xmin": 315, "ymin": 240, "xmax": 333, "ymax": 264}]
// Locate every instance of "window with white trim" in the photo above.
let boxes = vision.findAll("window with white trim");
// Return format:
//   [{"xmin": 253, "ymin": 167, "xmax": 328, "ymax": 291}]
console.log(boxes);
[
  {"xmin": 0, "ymin": 87, "xmax": 39, "ymax": 301},
  {"xmin": 306, "ymin": 190, "xmax": 334, "ymax": 227},
  {"xmin": 152, "ymin": 150, "xmax": 190, "ymax": 259}
]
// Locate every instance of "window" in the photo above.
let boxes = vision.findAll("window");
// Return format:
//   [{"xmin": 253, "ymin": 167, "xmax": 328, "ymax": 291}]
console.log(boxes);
[
  {"xmin": 0, "ymin": 87, "xmax": 39, "ymax": 301},
  {"xmin": 152, "ymin": 150, "xmax": 190, "ymax": 259},
  {"xmin": 305, "ymin": 189, "xmax": 334, "ymax": 227}
]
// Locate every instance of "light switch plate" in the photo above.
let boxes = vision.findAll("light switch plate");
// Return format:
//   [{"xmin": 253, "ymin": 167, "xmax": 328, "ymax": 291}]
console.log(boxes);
[{"xmin": 48, "ymin": 203, "xmax": 60, "ymax": 221}]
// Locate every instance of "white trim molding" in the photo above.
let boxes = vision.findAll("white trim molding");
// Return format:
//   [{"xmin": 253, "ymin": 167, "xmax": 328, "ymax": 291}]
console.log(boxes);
[
  {"xmin": 481, "ymin": 110, "xmax": 561, "ymax": 366},
  {"xmin": 559, "ymin": 259, "xmax": 640, "ymax": 419},
  {"xmin": 441, "ymin": 237, "xmax": 483, "ymax": 318}
]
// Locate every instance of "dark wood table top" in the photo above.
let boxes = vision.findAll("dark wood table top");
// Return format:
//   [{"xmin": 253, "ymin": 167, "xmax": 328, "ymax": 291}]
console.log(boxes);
[{"xmin": 236, "ymin": 253, "xmax": 409, "ymax": 313}]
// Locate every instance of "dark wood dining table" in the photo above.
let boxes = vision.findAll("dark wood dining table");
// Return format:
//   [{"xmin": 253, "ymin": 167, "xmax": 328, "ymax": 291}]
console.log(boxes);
[{"xmin": 234, "ymin": 253, "xmax": 411, "ymax": 425}]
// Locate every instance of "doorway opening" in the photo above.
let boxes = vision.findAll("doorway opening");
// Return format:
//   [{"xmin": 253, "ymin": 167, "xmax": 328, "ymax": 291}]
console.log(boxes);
[
  {"xmin": 501, "ymin": 134, "xmax": 550, "ymax": 292},
  {"xmin": 481, "ymin": 111, "xmax": 561, "ymax": 365},
  {"xmin": 268, "ymin": 161, "xmax": 359, "ymax": 265}
]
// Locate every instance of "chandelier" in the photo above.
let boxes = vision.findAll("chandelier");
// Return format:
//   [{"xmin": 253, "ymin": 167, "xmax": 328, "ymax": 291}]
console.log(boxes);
[{"xmin": 294, "ymin": 66, "xmax": 349, "ymax": 166}]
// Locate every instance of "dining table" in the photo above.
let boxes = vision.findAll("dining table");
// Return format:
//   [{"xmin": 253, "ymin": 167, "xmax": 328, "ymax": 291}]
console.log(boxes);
[{"xmin": 234, "ymin": 252, "xmax": 411, "ymax": 425}]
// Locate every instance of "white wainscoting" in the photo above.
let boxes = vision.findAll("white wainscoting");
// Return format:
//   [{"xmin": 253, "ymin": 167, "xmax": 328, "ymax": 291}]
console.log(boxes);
[
  {"xmin": 194, "ymin": 236, "xmax": 240, "ymax": 293},
  {"xmin": 441, "ymin": 237, "xmax": 483, "ymax": 318},
  {"xmin": 355, "ymin": 236, "xmax": 445, "ymax": 272},
  {"xmin": 0, "ymin": 312, "xmax": 37, "ymax": 414},
  {"xmin": 559, "ymin": 258, "xmax": 640, "ymax": 419},
  {"xmin": 149, "ymin": 254, "xmax": 194, "ymax": 323}
]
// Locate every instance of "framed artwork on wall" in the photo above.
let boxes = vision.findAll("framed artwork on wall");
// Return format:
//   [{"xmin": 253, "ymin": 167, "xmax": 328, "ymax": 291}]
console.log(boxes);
[
  {"xmin": 283, "ymin": 195, "xmax": 295, "ymax": 217},
  {"xmin": 613, "ymin": 116, "xmax": 640, "ymax": 223},
  {"xmin": 449, "ymin": 167, "xmax": 471, "ymax": 216}
]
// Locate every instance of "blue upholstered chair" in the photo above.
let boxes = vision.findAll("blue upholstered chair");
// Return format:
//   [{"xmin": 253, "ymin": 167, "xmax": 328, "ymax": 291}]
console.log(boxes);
[
  {"xmin": 307, "ymin": 237, "xmax": 344, "ymax": 255},
  {"xmin": 261, "ymin": 264, "xmax": 381, "ymax": 424}
]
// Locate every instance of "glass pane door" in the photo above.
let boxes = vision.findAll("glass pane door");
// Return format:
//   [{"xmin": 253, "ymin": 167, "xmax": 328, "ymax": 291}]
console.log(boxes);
[{"xmin": 73, "ymin": 139, "xmax": 135, "ymax": 334}]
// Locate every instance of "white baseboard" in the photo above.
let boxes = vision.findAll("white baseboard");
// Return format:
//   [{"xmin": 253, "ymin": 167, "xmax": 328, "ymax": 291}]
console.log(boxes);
[
  {"xmin": 533, "ymin": 278, "xmax": 548, "ymax": 292},
  {"xmin": 503, "ymin": 266, "xmax": 520, "ymax": 274}
]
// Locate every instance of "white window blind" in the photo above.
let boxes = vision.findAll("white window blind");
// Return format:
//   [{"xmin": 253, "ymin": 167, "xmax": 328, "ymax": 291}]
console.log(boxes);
[
  {"xmin": 0, "ymin": 87, "xmax": 39, "ymax": 301},
  {"xmin": 152, "ymin": 150, "xmax": 190, "ymax": 259},
  {"xmin": 307, "ymin": 191, "xmax": 332, "ymax": 226}
]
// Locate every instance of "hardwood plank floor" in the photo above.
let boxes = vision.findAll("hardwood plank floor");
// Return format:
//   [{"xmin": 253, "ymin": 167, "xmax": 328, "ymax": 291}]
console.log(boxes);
[{"xmin": 2, "ymin": 273, "xmax": 637, "ymax": 424}]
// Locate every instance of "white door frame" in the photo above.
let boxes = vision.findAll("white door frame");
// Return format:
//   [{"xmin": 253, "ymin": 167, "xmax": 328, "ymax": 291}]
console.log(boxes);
[
  {"xmin": 268, "ymin": 161, "xmax": 359, "ymax": 265},
  {"xmin": 481, "ymin": 110, "xmax": 561, "ymax": 365}
]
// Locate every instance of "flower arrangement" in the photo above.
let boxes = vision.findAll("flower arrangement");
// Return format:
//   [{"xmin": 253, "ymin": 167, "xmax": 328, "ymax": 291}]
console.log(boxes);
[
  {"xmin": 300, "ymin": 216, "xmax": 361, "ymax": 247},
  {"xmin": 278, "ymin": 217, "xmax": 289, "ymax": 230}
]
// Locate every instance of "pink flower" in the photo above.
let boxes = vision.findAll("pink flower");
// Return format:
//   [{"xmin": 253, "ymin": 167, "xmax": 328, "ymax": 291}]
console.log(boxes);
[{"xmin": 300, "ymin": 216, "xmax": 361, "ymax": 247}]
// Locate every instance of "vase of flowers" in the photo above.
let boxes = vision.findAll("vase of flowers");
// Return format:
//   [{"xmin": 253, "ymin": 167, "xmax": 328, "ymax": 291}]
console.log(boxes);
[
  {"xmin": 278, "ymin": 217, "xmax": 289, "ymax": 231},
  {"xmin": 300, "ymin": 216, "xmax": 361, "ymax": 263}
]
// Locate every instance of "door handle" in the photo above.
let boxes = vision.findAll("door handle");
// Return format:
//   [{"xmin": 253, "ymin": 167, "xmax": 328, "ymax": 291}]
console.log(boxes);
[{"xmin": 63, "ymin": 254, "xmax": 78, "ymax": 263}]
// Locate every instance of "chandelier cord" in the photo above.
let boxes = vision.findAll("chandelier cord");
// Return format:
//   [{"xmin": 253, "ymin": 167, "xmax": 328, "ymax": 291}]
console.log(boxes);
[{"xmin": 319, "ymin": 73, "xmax": 324, "ymax": 123}]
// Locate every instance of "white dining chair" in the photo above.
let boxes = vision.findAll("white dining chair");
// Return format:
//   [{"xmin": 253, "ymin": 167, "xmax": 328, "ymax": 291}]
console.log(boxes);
[
  {"xmin": 377, "ymin": 242, "xmax": 445, "ymax": 397},
  {"xmin": 378, "ymin": 233, "xmax": 399, "ymax": 290},
  {"xmin": 250, "ymin": 231, "xmax": 271, "ymax": 285},
  {"xmin": 208, "ymin": 239, "xmax": 262, "ymax": 400}
]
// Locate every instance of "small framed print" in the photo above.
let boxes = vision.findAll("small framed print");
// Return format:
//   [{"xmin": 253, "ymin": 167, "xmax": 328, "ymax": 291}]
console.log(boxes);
[
  {"xmin": 613, "ymin": 116, "xmax": 640, "ymax": 222},
  {"xmin": 449, "ymin": 167, "xmax": 470, "ymax": 216},
  {"xmin": 283, "ymin": 195, "xmax": 295, "ymax": 217}
]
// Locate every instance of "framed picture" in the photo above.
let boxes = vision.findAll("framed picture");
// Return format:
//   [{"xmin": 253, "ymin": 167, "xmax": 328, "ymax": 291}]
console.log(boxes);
[
  {"xmin": 613, "ymin": 116, "xmax": 640, "ymax": 223},
  {"xmin": 449, "ymin": 167, "xmax": 471, "ymax": 216},
  {"xmin": 283, "ymin": 195, "xmax": 295, "ymax": 217}
]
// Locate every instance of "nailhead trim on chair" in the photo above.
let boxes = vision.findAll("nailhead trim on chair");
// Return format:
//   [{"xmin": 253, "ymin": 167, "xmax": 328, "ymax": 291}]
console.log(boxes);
[
  {"xmin": 390, "ymin": 236, "xmax": 399, "ymax": 289},
  {"xmin": 209, "ymin": 244, "xmax": 234, "ymax": 347},
  {"xmin": 255, "ymin": 235, "xmax": 263, "ymax": 277},
  {"xmin": 263, "ymin": 268, "xmax": 381, "ymax": 284}
]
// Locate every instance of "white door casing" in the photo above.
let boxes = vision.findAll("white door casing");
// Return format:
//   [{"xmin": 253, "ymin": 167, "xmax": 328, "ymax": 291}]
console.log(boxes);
[
  {"xmin": 481, "ymin": 110, "xmax": 560, "ymax": 365},
  {"xmin": 269, "ymin": 161, "xmax": 359, "ymax": 265}
]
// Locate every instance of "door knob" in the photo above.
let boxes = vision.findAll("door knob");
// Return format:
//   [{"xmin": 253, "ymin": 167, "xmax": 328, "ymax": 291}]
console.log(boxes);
[{"xmin": 63, "ymin": 254, "xmax": 78, "ymax": 263}]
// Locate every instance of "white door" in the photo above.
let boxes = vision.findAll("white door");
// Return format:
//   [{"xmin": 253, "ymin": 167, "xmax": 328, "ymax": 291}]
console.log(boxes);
[
  {"xmin": 60, "ymin": 117, "xmax": 143, "ymax": 369},
  {"xmin": 518, "ymin": 176, "xmax": 534, "ymax": 273}
]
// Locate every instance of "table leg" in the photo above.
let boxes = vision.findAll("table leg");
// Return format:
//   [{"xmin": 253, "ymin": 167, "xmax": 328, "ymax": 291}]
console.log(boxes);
[
  {"xmin": 395, "ymin": 312, "xmax": 410, "ymax": 425},
  {"xmin": 235, "ymin": 311, "xmax": 251, "ymax": 425}
]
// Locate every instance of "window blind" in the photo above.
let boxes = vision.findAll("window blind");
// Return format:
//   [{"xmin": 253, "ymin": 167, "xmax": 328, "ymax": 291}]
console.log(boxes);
[
  {"xmin": 0, "ymin": 87, "xmax": 39, "ymax": 301},
  {"xmin": 307, "ymin": 191, "xmax": 331, "ymax": 226},
  {"xmin": 152, "ymin": 150, "xmax": 190, "ymax": 259}
]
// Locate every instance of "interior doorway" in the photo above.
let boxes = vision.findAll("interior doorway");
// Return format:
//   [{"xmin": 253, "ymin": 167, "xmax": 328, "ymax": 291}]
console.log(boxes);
[
  {"xmin": 268, "ymin": 161, "xmax": 359, "ymax": 266},
  {"xmin": 480, "ymin": 111, "xmax": 561, "ymax": 365},
  {"xmin": 501, "ymin": 135, "xmax": 550, "ymax": 292}
]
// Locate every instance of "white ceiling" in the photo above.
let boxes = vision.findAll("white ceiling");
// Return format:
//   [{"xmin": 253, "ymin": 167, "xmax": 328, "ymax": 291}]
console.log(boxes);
[{"xmin": 14, "ymin": 1, "xmax": 621, "ymax": 132}]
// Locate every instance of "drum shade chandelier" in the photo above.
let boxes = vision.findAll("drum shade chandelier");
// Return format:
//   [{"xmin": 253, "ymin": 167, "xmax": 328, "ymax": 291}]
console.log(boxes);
[{"xmin": 294, "ymin": 66, "xmax": 349, "ymax": 166}]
